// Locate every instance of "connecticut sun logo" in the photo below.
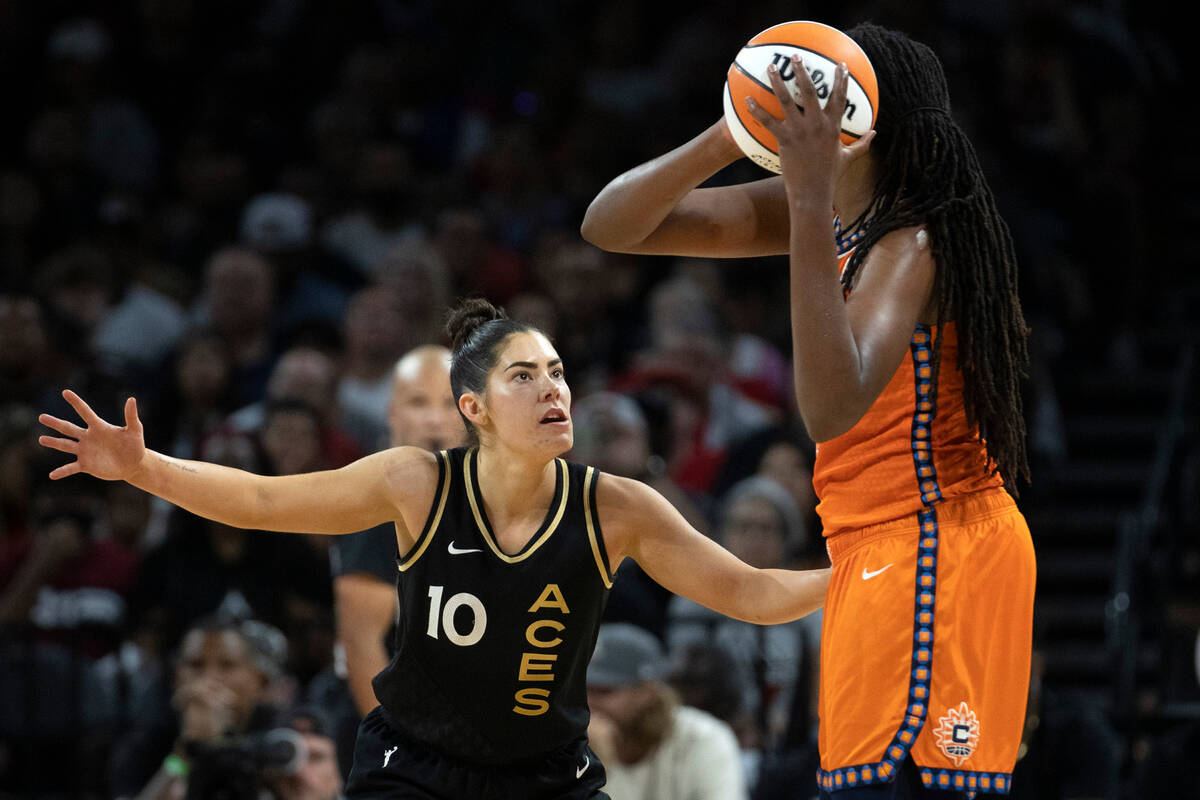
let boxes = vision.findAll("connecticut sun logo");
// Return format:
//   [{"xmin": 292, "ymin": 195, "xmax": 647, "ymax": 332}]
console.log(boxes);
[{"xmin": 934, "ymin": 702, "xmax": 980, "ymax": 766}]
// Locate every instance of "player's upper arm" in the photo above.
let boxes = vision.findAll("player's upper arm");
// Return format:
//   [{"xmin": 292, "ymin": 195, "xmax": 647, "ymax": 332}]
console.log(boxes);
[
  {"xmin": 621, "ymin": 178, "xmax": 792, "ymax": 258},
  {"xmin": 598, "ymin": 476, "xmax": 756, "ymax": 618},
  {"xmin": 250, "ymin": 446, "xmax": 438, "ymax": 535}
]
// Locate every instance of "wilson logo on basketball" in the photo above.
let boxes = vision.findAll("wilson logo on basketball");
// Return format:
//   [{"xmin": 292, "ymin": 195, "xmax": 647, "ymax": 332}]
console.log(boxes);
[{"xmin": 934, "ymin": 701, "xmax": 980, "ymax": 766}]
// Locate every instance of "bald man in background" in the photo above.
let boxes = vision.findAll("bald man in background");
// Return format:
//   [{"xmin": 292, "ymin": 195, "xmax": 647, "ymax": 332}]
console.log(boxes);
[{"xmin": 330, "ymin": 345, "xmax": 466, "ymax": 717}]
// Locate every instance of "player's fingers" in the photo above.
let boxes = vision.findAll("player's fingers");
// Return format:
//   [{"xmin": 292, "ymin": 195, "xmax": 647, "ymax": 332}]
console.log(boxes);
[
  {"xmin": 49, "ymin": 462, "xmax": 81, "ymax": 480},
  {"xmin": 790, "ymin": 55, "xmax": 819, "ymax": 107},
  {"xmin": 765, "ymin": 64, "xmax": 798, "ymax": 119},
  {"xmin": 744, "ymin": 96, "xmax": 780, "ymax": 132},
  {"xmin": 62, "ymin": 389, "xmax": 102, "ymax": 427},
  {"xmin": 124, "ymin": 397, "xmax": 142, "ymax": 433},
  {"xmin": 828, "ymin": 63, "xmax": 849, "ymax": 122},
  {"xmin": 38, "ymin": 413, "xmax": 85, "ymax": 439},
  {"xmin": 39, "ymin": 435, "xmax": 80, "ymax": 455}
]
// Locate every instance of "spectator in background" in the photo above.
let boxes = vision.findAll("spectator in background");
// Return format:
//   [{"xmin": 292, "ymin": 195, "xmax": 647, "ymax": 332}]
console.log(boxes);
[
  {"xmin": 267, "ymin": 707, "xmax": 346, "ymax": 800},
  {"xmin": 142, "ymin": 327, "xmax": 236, "ymax": 461},
  {"xmin": 195, "ymin": 245, "xmax": 278, "ymax": 407},
  {"xmin": 587, "ymin": 622, "xmax": 747, "ymax": 800},
  {"xmin": 372, "ymin": 240, "xmax": 452, "ymax": 351},
  {"xmin": 110, "ymin": 616, "xmax": 287, "ymax": 800},
  {"xmin": 0, "ymin": 295, "xmax": 56, "ymax": 409},
  {"xmin": 431, "ymin": 206, "xmax": 524, "ymax": 304},
  {"xmin": 667, "ymin": 476, "xmax": 819, "ymax": 755},
  {"xmin": 328, "ymin": 344, "xmax": 465, "ymax": 778},
  {"xmin": 611, "ymin": 273, "xmax": 780, "ymax": 495},
  {"xmin": 240, "ymin": 191, "xmax": 355, "ymax": 335},
  {"xmin": 225, "ymin": 345, "xmax": 363, "ymax": 468},
  {"xmin": 570, "ymin": 390, "xmax": 706, "ymax": 640},
  {"xmin": 321, "ymin": 140, "xmax": 422, "ymax": 278},
  {"xmin": 337, "ymin": 285, "xmax": 413, "ymax": 453},
  {"xmin": 130, "ymin": 430, "xmax": 332, "ymax": 661}
]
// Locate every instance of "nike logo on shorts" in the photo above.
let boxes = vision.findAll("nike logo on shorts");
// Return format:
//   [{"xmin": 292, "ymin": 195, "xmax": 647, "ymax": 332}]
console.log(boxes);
[
  {"xmin": 862, "ymin": 564, "xmax": 894, "ymax": 580},
  {"xmin": 448, "ymin": 541, "xmax": 482, "ymax": 555},
  {"xmin": 576, "ymin": 754, "xmax": 590, "ymax": 779}
]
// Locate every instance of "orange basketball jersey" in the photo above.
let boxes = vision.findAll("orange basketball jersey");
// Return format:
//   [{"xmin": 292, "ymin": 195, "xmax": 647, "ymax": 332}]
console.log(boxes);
[{"xmin": 812, "ymin": 240, "xmax": 1035, "ymax": 795}]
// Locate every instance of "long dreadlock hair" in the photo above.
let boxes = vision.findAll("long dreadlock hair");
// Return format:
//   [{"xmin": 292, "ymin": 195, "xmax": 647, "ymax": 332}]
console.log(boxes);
[{"xmin": 842, "ymin": 22, "xmax": 1031, "ymax": 488}]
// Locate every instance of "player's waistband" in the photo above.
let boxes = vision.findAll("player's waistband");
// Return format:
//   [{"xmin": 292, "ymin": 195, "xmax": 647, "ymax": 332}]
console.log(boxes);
[{"xmin": 826, "ymin": 488, "xmax": 1016, "ymax": 564}]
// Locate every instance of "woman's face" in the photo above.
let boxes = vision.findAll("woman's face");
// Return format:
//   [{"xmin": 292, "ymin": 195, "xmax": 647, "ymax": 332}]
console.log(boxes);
[
  {"xmin": 175, "ymin": 630, "xmax": 267, "ymax": 724},
  {"xmin": 722, "ymin": 493, "xmax": 786, "ymax": 569},
  {"xmin": 260, "ymin": 408, "xmax": 322, "ymax": 475},
  {"xmin": 469, "ymin": 331, "xmax": 573, "ymax": 459},
  {"xmin": 177, "ymin": 336, "xmax": 231, "ymax": 406},
  {"xmin": 758, "ymin": 441, "xmax": 816, "ymax": 514}
]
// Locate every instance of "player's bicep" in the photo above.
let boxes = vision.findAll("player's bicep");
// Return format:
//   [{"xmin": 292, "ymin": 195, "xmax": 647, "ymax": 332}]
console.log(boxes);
[
  {"xmin": 602, "ymin": 478, "xmax": 752, "ymax": 613},
  {"xmin": 634, "ymin": 178, "xmax": 791, "ymax": 258}
]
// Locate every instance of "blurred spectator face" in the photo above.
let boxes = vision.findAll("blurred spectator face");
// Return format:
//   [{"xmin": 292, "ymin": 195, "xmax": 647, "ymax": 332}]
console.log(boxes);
[
  {"xmin": 261, "ymin": 405, "xmax": 323, "ymax": 476},
  {"xmin": 0, "ymin": 406, "xmax": 37, "ymax": 510},
  {"xmin": 387, "ymin": 348, "xmax": 464, "ymax": 451},
  {"xmin": 586, "ymin": 680, "xmax": 654, "ymax": 731},
  {"xmin": 507, "ymin": 291, "xmax": 559, "ymax": 341},
  {"xmin": 175, "ymin": 628, "xmax": 269, "ymax": 726},
  {"xmin": 105, "ymin": 481, "xmax": 150, "ymax": 550},
  {"xmin": 721, "ymin": 493, "xmax": 786, "ymax": 570},
  {"xmin": 176, "ymin": 332, "xmax": 232, "ymax": 407},
  {"xmin": 37, "ymin": 245, "xmax": 115, "ymax": 333},
  {"xmin": 571, "ymin": 393, "xmax": 649, "ymax": 478},
  {"xmin": 266, "ymin": 348, "xmax": 338, "ymax": 419},
  {"xmin": 648, "ymin": 276, "xmax": 722, "ymax": 363},
  {"xmin": 374, "ymin": 244, "xmax": 448, "ymax": 314},
  {"xmin": 758, "ymin": 441, "xmax": 816, "ymax": 517},
  {"xmin": 0, "ymin": 295, "xmax": 48, "ymax": 372},
  {"xmin": 432, "ymin": 208, "xmax": 488, "ymax": 278},
  {"xmin": 343, "ymin": 286, "xmax": 406, "ymax": 364},
  {"xmin": 270, "ymin": 732, "xmax": 342, "ymax": 800},
  {"xmin": 204, "ymin": 247, "xmax": 274, "ymax": 337},
  {"xmin": 542, "ymin": 242, "xmax": 607, "ymax": 321}
]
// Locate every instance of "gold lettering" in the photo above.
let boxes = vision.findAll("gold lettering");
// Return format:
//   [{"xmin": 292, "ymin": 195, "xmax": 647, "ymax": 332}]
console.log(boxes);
[
  {"xmin": 517, "ymin": 652, "xmax": 558, "ymax": 681},
  {"xmin": 513, "ymin": 688, "xmax": 551, "ymax": 716},
  {"xmin": 527, "ymin": 583, "xmax": 570, "ymax": 614},
  {"xmin": 526, "ymin": 619, "xmax": 565, "ymax": 648}
]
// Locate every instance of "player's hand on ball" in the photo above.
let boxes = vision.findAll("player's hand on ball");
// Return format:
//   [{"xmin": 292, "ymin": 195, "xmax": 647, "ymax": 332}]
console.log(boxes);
[
  {"xmin": 746, "ymin": 56, "xmax": 874, "ymax": 192},
  {"xmin": 38, "ymin": 390, "xmax": 148, "ymax": 482}
]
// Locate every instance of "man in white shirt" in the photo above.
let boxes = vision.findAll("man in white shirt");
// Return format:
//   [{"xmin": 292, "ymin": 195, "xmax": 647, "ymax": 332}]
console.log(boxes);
[{"xmin": 587, "ymin": 623, "xmax": 747, "ymax": 800}]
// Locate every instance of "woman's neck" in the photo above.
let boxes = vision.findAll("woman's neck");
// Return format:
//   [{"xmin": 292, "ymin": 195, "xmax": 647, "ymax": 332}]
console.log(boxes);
[
  {"xmin": 474, "ymin": 444, "xmax": 558, "ymax": 527},
  {"xmin": 834, "ymin": 153, "xmax": 879, "ymax": 231}
]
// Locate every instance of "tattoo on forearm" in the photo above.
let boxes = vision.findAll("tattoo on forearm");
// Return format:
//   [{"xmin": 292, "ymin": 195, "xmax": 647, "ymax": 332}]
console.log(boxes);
[{"xmin": 160, "ymin": 456, "xmax": 198, "ymax": 474}]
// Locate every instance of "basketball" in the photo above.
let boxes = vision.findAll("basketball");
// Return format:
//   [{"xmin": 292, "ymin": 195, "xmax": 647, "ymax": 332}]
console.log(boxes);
[{"xmin": 723, "ymin": 21, "xmax": 879, "ymax": 173}]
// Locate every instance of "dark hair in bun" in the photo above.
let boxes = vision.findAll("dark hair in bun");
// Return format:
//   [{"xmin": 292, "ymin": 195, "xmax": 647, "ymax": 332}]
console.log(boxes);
[{"xmin": 445, "ymin": 297, "xmax": 539, "ymax": 442}]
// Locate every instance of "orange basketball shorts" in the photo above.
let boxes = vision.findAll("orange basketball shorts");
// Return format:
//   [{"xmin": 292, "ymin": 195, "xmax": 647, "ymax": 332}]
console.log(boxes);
[{"xmin": 817, "ymin": 489, "xmax": 1035, "ymax": 796}]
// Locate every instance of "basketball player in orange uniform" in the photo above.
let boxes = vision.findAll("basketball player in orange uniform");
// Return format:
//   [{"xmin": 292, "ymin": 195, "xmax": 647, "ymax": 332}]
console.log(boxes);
[{"xmin": 583, "ymin": 22, "xmax": 1034, "ymax": 800}]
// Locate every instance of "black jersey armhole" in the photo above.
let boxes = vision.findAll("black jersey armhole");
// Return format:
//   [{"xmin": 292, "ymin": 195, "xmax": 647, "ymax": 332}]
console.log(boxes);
[
  {"xmin": 397, "ymin": 449, "xmax": 451, "ymax": 572},
  {"xmin": 584, "ymin": 467, "xmax": 613, "ymax": 588}
]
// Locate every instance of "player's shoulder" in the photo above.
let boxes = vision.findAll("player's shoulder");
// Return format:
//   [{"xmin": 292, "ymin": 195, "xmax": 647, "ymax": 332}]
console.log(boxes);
[{"xmin": 378, "ymin": 446, "xmax": 450, "ymax": 497}]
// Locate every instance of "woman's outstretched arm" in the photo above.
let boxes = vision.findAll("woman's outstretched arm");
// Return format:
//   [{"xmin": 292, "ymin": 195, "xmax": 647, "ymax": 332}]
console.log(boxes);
[
  {"xmin": 38, "ymin": 390, "xmax": 431, "ymax": 535},
  {"xmin": 599, "ymin": 474, "xmax": 829, "ymax": 625}
]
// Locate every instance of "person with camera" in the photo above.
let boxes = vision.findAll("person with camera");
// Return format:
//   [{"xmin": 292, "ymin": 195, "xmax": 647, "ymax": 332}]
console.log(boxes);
[{"xmin": 112, "ymin": 616, "xmax": 285, "ymax": 800}]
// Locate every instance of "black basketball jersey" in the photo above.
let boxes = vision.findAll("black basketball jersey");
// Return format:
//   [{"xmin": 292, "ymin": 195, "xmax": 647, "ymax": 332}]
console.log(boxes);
[{"xmin": 372, "ymin": 447, "xmax": 614, "ymax": 766}]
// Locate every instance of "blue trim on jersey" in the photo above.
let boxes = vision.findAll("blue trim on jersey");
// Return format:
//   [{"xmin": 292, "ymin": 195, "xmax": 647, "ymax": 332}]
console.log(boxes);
[{"xmin": 817, "ymin": 327, "xmax": 1012, "ymax": 797}]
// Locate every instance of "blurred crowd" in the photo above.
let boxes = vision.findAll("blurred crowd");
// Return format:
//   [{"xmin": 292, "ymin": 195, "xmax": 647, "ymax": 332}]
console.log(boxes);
[{"xmin": 0, "ymin": 0, "xmax": 1188, "ymax": 798}]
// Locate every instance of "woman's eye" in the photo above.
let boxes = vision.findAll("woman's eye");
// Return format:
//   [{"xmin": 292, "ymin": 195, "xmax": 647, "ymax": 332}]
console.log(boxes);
[{"xmin": 553, "ymin": 369, "xmax": 564, "ymax": 379}]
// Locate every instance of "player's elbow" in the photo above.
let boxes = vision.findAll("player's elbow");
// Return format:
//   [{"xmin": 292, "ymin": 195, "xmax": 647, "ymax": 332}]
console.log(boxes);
[{"xmin": 579, "ymin": 211, "xmax": 617, "ymax": 252}]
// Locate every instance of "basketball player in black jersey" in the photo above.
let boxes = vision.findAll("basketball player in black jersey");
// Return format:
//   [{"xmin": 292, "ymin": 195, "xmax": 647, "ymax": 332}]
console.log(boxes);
[{"xmin": 37, "ymin": 297, "xmax": 831, "ymax": 799}]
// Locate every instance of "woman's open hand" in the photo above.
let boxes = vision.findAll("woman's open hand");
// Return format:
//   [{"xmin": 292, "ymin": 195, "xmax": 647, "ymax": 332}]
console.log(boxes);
[{"xmin": 38, "ymin": 390, "xmax": 147, "ymax": 482}]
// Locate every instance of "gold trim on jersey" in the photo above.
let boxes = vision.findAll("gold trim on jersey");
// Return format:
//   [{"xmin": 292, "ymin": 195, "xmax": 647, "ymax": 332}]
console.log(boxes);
[
  {"xmin": 398, "ymin": 450, "xmax": 452, "ymax": 572},
  {"xmin": 464, "ymin": 447, "xmax": 569, "ymax": 563},
  {"xmin": 583, "ymin": 467, "xmax": 613, "ymax": 588}
]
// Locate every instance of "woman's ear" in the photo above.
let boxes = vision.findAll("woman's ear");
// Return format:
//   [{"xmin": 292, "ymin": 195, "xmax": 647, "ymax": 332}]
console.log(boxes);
[{"xmin": 459, "ymin": 392, "xmax": 487, "ymax": 429}]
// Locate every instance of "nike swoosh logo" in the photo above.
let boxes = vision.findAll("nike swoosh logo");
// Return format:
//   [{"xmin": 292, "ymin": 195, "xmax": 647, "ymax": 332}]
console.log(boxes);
[
  {"xmin": 576, "ymin": 755, "xmax": 590, "ymax": 779},
  {"xmin": 448, "ymin": 541, "xmax": 483, "ymax": 555},
  {"xmin": 862, "ymin": 564, "xmax": 894, "ymax": 580}
]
